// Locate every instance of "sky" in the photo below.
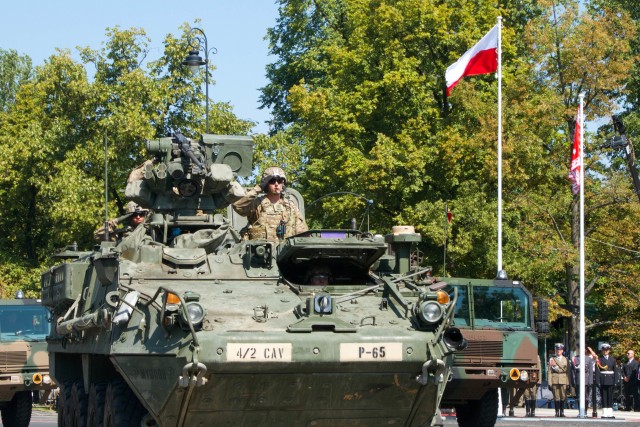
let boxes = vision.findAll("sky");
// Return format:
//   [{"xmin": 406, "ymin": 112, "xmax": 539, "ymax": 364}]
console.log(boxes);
[{"xmin": 0, "ymin": 0, "xmax": 280, "ymax": 134}]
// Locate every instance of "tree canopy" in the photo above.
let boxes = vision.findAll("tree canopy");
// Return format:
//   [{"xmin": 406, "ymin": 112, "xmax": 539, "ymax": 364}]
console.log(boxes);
[
  {"xmin": 0, "ymin": 2, "xmax": 638, "ymax": 352},
  {"xmin": 260, "ymin": 0, "xmax": 640, "ymax": 350}
]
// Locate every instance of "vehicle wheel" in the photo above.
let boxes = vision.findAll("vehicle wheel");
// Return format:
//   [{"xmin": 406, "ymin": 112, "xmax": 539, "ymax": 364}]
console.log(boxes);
[
  {"xmin": 103, "ymin": 378, "xmax": 147, "ymax": 427},
  {"xmin": 0, "ymin": 391, "xmax": 32, "ymax": 427},
  {"xmin": 72, "ymin": 380, "xmax": 88, "ymax": 426},
  {"xmin": 58, "ymin": 381, "xmax": 74, "ymax": 426},
  {"xmin": 88, "ymin": 381, "xmax": 107, "ymax": 427},
  {"xmin": 455, "ymin": 389, "xmax": 498, "ymax": 427}
]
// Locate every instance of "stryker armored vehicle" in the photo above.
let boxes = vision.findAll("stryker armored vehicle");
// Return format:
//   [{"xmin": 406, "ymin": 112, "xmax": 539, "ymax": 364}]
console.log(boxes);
[
  {"xmin": 439, "ymin": 277, "xmax": 547, "ymax": 427},
  {"xmin": 0, "ymin": 295, "xmax": 56, "ymax": 427},
  {"xmin": 41, "ymin": 132, "xmax": 466, "ymax": 426}
]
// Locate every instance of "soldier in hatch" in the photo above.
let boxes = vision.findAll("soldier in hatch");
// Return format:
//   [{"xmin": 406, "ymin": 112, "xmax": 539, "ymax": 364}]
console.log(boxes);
[
  {"xmin": 305, "ymin": 264, "xmax": 333, "ymax": 286},
  {"xmin": 94, "ymin": 201, "xmax": 149, "ymax": 242},
  {"xmin": 232, "ymin": 167, "xmax": 307, "ymax": 241}
]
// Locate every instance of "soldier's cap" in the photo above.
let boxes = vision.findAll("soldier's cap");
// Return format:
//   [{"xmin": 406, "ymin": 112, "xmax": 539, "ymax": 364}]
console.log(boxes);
[
  {"xmin": 601, "ymin": 343, "xmax": 611, "ymax": 350},
  {"xmin": 554, "ymin": 343, "xmax": 564, "ymax": 350}
]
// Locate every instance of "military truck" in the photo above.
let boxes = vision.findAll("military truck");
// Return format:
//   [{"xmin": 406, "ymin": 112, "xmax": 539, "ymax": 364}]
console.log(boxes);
[
  {"xmin": 0, "ymin": 295, "xmax": 56, "ymax": 427},
  {"xmin": 42, "ymin": 132, "xmax": 466, "ymax": 426},
  {"xmin": 439, "ymin": 277, "xmax": 546, "ymax": 427}
]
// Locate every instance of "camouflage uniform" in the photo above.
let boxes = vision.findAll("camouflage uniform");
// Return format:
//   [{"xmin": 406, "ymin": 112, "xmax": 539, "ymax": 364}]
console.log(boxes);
[
  {"xmin": 94, "ymin": 202, "xmax": 149, "ymax": 242},
  {"xmin": 523, "ymin": 356, "xmax": 542, "ymax": 417},
  {"xmin": 233, "ymin": 185, "xmax": 307, "ymax": 241},
  {"xmin": 94, "ymin": 219, "xmax": 121, "ymax": 242}
]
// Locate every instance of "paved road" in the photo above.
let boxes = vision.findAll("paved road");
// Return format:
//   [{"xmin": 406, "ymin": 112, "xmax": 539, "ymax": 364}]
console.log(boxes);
[
  {"xmin": 12, "ymin": 407, "xmax": 640, "ymax": 426},
  {"xmin": 442, "ymin": 406, "xmax": 640, "ymax": 426},
  {"xmin": 3, "ymin": 409, "xmax": 57, "ymax": 426}
]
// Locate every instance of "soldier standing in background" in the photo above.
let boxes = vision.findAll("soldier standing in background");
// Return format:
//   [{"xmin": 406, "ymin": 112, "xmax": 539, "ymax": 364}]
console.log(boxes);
[
  {"xmin": 524, "ymin": 355, "xmax": 542, "ymax": 417},
  {"xmin": 232, "ymin": 167, "xmax": 307, "ymax": 241},
  {"xmin": 589, "ymin": 343, "xmax": 618, "ymax": 419},
  {"xmin": 571, "ymin": 346, "xmax": 596, "ymax": 410},
  {"xmin": 548, "ymin": 343, "xmax": 569, "ymax": 417},
  {"xmin": 622, "ymin": 349, "xmax": 639, "ymax": 411}
]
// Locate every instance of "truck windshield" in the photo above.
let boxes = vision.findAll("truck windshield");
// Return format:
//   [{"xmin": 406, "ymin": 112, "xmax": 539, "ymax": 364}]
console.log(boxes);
[
  {"xmin": 0, "ymin": 305, "xmax": 50, "ymax": 341},
  {"xmin": 451, "ymin": 284, "xmax": 531, "ymax": 330}
]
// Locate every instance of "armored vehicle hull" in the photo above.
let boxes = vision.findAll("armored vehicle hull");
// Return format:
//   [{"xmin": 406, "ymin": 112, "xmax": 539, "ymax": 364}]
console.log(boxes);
[
  {"xmin": 42, "ymin": 133, "xmax": 464, "ymax": 426},
  {"xmin": 0, "ymin": 299, "xmax": 56, "ymax": 427}
]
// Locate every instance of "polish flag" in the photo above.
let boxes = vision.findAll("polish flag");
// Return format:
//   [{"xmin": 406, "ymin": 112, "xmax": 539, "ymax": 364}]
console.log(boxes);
[
  {"xmin": 445, "ymin": 25, "xmax": 499, "ymax": 96},
  {"xmin": 568, "ymin": 105, "xmax": 582, "ymax": 195}
]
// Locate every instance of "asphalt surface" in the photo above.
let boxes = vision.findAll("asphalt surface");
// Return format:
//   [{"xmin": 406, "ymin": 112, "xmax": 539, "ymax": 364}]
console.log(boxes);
[
  {"xmin": 14, "ymin": 407, "xmax": 640, "ymax": 426},
  {"xmin": 442, "ymin": 406, "xmax": 640, "ymax": 426}
]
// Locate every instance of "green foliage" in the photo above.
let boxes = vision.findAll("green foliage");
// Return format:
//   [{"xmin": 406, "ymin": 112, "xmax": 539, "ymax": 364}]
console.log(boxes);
[
  {"xmin": 0, "ymin": 24, "xmax": 252, "ymax": 298},
  {"xmin": 0, "ymin": 49, "xmax": 32, "ymax": 112},
  {"xmin": 262, "ymin": 0, "xmax": 640, "ymax": 349}
]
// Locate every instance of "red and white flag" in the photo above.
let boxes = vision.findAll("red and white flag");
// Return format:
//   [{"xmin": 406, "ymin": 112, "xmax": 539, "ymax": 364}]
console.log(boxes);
[
  {"xmin": 568, "ymin": 105, "xmax": 582, "ymax": 195},
  {"xmin": 445, "ymin": 25, "xmax": 499, "ymax": 96}
]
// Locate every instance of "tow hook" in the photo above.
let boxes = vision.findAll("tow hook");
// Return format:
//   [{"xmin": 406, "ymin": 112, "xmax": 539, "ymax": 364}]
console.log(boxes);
[
  {"xmin": 178, "ymin": 362, "xmax": 208, "ymax": 388},
  {"xmin": 416, "ymin": 359, "xmax": 445, "ymax": 385}
]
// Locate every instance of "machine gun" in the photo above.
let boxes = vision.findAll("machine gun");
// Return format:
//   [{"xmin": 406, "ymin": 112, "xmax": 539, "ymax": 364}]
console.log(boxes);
[{"xmin": 125, "ymin": 133, "xmax": 253, "ymax": 215}]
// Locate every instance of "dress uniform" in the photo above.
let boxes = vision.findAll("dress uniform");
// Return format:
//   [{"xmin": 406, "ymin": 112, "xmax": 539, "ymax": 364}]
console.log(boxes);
[
  {"xmin": 548, "ymin": 343, "xmax": 569, "ymax": 417},
  {"xmin": 592, "ymin": 343, "xmax": 618, "ymax": 419}
]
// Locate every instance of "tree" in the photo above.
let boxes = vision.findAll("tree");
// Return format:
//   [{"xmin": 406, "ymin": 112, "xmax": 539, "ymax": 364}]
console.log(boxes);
[
  {"xmin": 0, "ymin": 49, "xmax": 32, "ymax": 112},
  {"xmin": 263, "ymin": 0, "xmax": 544, "ymax": 276},
  {"xmin": 262, "ymin": 0, "xmax": 640, "ymax": 349},
  {"xmin": 520, "ymin": 0, "xmax": 638, "ymax": 349},
  {"xmin": 0, "ymin": 24, "xmax": 253, "ymax": 296}
]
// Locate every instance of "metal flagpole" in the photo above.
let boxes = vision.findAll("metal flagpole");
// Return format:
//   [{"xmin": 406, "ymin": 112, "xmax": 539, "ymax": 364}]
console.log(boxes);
[
  {"xmin": 496, "ymin": 17, "xmax": 504, "ymax": 418},
  {"xmin": 497, "ymin": 16, "xmax": 503, "ymax": 273},
  {"xmin": 578, "ymin": 94, "xmax": 586, "ymax": 418}
]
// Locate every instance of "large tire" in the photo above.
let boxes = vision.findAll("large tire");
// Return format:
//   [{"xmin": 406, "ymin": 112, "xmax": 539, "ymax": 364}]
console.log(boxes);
[
  {"xmin": 103, "ymin": 378, "xmax": 146, "ymax": 427},
  {"xmin": 88, "ymin": 381, "xmax": 107, "ymax": 427},
  {"xmin": 72, "ymin": 380, "xmax": 88, "ymax": 427},
  {"xmin": 0, "ymin": 391, "xmax": 32, "ymax": 427},
  {"xmin": 455, "ymin": 389, "xmax": 498, "ymax": 427},
  {"xmin": 58, "ymin": 381, "xmax": 74, "ymax": 427}
]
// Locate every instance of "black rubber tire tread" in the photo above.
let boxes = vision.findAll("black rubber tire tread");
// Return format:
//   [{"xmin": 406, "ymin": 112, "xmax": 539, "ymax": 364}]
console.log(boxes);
[
  {"xmin": 72, "ymin": 380, "xmax": 89, "ymax": 427},
  {"xmin": 58, "ymin": 381, "xmax": 74, "ymax": 427},
  {"xmin": 0, "ymin": 391, "xmax": 32, "ymax": 427},
  {"xmin": 103, "ymin": 378, "xmax": 146, "ymax": 427},
  {"xmin": 454, "ymin": 402, "xmax": 473, "ymax": 427},
  {"xmin": 88, "ymin": 381, "xmax": 107, "ymax": 427},
  {"xmin": 455, "ymin": 389, "xmax": 498, "ymax": 427}
]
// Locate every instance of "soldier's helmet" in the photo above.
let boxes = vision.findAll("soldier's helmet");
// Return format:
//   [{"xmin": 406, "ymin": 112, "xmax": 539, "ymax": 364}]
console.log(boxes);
[
  {"xmin": 260, "ymin": 167, "xmax": 287, "ymax": 191},
  {"xmin": 125, "ymin": 201, "xmax": 148, "ymax": 215}
]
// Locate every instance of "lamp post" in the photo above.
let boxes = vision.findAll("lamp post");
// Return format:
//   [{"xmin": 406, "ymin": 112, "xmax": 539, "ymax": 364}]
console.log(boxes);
[{"xmin": 182, "ymin": 27, "xmax": 216, "ymax": 133}]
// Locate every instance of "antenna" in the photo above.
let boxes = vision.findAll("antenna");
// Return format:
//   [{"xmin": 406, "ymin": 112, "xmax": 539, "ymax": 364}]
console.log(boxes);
[{"xmin": 104, "ymin": 132, "xmax": 110, "ymax": 241}]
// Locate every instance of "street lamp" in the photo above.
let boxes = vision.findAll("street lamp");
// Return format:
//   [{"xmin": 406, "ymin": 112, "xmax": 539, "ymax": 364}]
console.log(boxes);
[{"xmin": 182, "ymin": 27, "xmax": 217, "ymax": 133}]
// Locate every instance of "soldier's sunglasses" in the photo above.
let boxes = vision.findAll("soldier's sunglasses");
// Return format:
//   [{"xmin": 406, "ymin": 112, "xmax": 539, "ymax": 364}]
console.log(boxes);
[
  {"xmin": 132, "ymin": 212, "xmax": 146, "ymax": 218},
  {"xmin": 269, "ymin": 178, "xmax": 285, "ymax": 185}
]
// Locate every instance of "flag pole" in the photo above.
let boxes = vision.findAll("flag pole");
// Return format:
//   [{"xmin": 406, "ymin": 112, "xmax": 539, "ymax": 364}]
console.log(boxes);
[
  {"xmin": 578, "ymin": 93, "xmax": 586, "ymax": 418},
  {"xmin": 497, "ymin": 16, "xmax": 503, "ymax": 274}
]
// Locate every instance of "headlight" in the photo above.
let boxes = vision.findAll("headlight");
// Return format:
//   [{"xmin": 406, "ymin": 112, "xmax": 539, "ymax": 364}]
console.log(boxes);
[
  {"xmin": 418, "ymin": 301, "xmax": 443, "ymax": 324},
  {"xmin": 43, "ymin": 375, "xmax": 52, "ymax": 385},
  {"xmin": 180, "ymin": 302, "xmax": 206, "ymax": 329}
]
